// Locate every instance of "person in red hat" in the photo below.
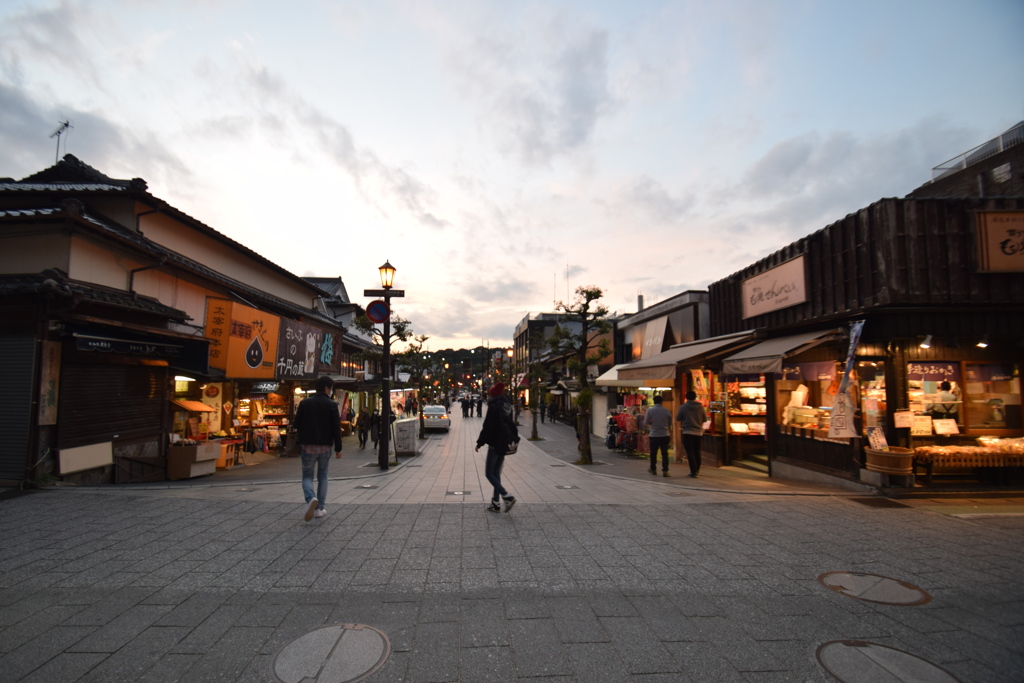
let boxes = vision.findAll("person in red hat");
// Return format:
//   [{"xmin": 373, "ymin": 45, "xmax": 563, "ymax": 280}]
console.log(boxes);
[{"xmin": 475, "ymin": 382, "xmax": 520, "ymax": 512}]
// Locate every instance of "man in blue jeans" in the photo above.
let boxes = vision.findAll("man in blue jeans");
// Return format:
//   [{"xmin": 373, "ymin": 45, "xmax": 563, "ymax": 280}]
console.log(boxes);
[
  {"xmin": 675, "ymin": 390, "xmax": 707, "ymax": 478},
  {"xmin": 475, "ymin": 382, "xmax": 519, "ymax": 512},
  {"xmin": 644, "ymin": 394, "xmax": 673, "ymax": 477},
  {"xmin": 294, "ymin": 375, "xmax": 343, "ymax": 521}
]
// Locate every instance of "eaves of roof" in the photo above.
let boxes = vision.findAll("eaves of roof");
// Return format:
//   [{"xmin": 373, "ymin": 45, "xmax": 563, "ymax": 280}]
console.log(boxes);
[
  {"xmin": 2, "ymin": 204, "xmax": 344, "ymax": 332},
  {"xmin": 0, "ymin": 271, "xmax": 188, "ymax": 320}
]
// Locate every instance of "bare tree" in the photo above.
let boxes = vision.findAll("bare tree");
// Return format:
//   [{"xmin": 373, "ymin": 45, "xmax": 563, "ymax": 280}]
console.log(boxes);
[{"xmin": 546, "ymin": 285, "xmax": 612, "ymax": 465}]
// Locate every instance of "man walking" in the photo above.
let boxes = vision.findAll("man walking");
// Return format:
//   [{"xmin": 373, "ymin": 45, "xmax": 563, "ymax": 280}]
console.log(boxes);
[
  {"xmin": 475, "ymin": 382, "xmax": 519, "ymax": 512},
  {"xmin": 644, "ymin": 394, "xmax": 673, "ymax": 477},
  {"xmin": 294, "ymin": 375, "xmax": 343, "ymax": 521},
  {"xmin": 675, "ymin": 391, "xmax": 707, "ymax": 478}
]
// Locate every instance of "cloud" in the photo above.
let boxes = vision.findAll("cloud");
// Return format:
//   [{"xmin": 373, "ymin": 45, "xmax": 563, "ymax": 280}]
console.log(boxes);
[
  {"xmin": 448, "ymin": 17, "xmax": 614, "ymax": 166},
  {"xmin": 0, "ymin": 1, "xmax": 104, "ymax": 90},
  {"xmin": 0, "ymin": 82, "xmax": 189, "ymax": 186},
  {"xmin": 227, "ymin": 63, "xmax": 450, "ymax": 231},
  {"xmin": 602, "ymin": 174, "xmax": 694, "ymax": 224}
]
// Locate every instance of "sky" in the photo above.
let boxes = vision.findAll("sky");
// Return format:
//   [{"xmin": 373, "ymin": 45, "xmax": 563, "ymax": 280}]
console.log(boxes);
[{"xmin": 2, "ymin": 0, "xmax": 1022, "ymax": 352}]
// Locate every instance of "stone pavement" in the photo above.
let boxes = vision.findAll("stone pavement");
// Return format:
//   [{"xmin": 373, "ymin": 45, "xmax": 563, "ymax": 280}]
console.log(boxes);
[{"xmin": 1, "ymin": 411, "xmax": 1022, "ymax": 682}]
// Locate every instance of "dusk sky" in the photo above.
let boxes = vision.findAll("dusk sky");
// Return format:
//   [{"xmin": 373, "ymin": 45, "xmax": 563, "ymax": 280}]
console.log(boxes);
[{"xmin": 2, "ymin": 0, "xmax": 1022, "ymax": 351}]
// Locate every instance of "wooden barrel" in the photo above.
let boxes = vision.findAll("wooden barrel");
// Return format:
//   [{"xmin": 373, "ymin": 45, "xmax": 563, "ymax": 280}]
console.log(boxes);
[{"xmin": 864, "ymin": 447, "xmax": 914, "ymax": 475}]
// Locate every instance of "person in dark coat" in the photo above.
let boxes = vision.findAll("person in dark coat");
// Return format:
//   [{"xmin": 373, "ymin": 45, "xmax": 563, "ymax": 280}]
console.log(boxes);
[
  {"xmin": 355, "ymin": 407, "xmax": 370, "ymax": 449},
  {"xmin": 475, "ymin": 383, "xmax": 520, "ymax": 513},
  {"xmin": 294, "ymin": 375, "xmax": 343, "ymax": 521}
]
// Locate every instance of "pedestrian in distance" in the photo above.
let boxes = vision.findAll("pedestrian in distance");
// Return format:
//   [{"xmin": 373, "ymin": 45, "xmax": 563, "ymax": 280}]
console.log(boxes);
[
  {"xmin": 476, "ymin": 396, "xmax": 483, "ymax": 417},
  {"xmin": 676, "ymin": 390, "xmax": 707, "ymax": 478},
  {"xmin": 461, "ymin": 396, "xmax": 471, "ymax": 418},
  {"xmin": 369, "ymin": 410, "xmax": 381, "ymax": 449},
  {"xmin": 294, "ymin": 375, "xmax": 343, "ymax": 521},
  {"xmin": 644, "ymin": 394, "xmax": 673, "ymax": 477},
  {"xmin": 475, "ymin": 382, "xmax": 519, "ymax": 512},
  {"xmin": 355, "ymin": 407, "xmax": 369, "ymax": 449}
]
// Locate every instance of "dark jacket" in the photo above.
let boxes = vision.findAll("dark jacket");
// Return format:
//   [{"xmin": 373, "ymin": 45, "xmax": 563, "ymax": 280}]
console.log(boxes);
[
  {"xmin": 477, "ymin": 395, "xmax": 518, "ymax": 454},
  {"xmin": 294, "ymin": 392, "xmax": 343, "ymax": 451}
]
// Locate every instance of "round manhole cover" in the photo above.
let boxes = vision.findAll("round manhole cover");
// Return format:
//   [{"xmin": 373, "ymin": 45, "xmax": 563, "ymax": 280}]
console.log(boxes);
[
  {"xmin": 271, "ymin": 623, "xmax": 391, "ymax": 683},
  {"xmin": 818, "ymin": 571, "xmax": 931, "ymax": 606},
  {"xmin": 817, "ymin": 640, "xmax": 961, "ymax": 682}
]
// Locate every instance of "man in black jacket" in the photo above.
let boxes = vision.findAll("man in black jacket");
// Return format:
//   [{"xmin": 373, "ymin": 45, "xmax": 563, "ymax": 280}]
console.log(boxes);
[
  {"xmin": 294, "ymin": 375, "xmax": 343, "ymax": 521},
  {"xmin": 475, "ymin": 382, "xmax": 520, "ymax": 512}
]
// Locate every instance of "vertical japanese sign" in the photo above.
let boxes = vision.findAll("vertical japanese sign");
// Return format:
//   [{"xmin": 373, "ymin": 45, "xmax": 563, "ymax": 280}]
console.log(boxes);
[
  {"xmin": 38, "ymin": 340, "xmax": 60, "ymax": 425},
  {"xmin": 829, "ymin": 320, "xmax": 865, "ymax": 439},
  {"xmin": 204, "ymin": 298, "xmax": 280, "ymax": 378}
]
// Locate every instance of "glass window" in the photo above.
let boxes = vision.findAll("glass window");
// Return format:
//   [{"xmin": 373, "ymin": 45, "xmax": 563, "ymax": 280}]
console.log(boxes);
[
  {"xmin": 858, "ymin": 360, "xmax": 886, "ymax": 433},
  {"xmin": 964, "ymin": 363, "xmax": 1021, "ymax": 430}
]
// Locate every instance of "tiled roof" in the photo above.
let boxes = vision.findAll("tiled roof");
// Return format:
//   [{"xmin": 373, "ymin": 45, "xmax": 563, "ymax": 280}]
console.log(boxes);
[
  {"xmin": 0, "ymin": 271, "xmax": 188, "ymax": 319},
  {"xmin": 0, "ymin": 183, "xmax": 129, "ymax": 193},
  {"xmin": 1, "ymin": 203, "xmax": 344, "ymax": 331}
]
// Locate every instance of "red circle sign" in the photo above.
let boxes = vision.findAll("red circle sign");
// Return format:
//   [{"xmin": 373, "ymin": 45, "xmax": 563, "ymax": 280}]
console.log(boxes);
[{"xmin": 366, "ymin": 300, "xmax": 390, "ymax": 324}]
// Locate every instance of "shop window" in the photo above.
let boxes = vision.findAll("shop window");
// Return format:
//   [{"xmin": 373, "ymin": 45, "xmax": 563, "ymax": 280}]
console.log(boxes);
[
  {"xmin": 907, "ymin": 362, "xmax": 1021, "ymax": 433},
  {"xmin": 777, "ymin": 362, "xmax": 838, "ymax": 434},
  {"xmin": 858, "ymin": 360, "xmax": 886, "ymax": 434},
  {"xmin": 726, "ymin": 374, "xmax": 766, "ymax": 435},
  {"xmin": 964, "ymin": 363, "xmax": 1021, "ymax": 430}
]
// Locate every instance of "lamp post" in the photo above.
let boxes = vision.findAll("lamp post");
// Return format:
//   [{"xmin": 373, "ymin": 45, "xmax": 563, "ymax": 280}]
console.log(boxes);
[{"xmin": 364, "ymin": 261, "xmax": 404, "ymax": 470}]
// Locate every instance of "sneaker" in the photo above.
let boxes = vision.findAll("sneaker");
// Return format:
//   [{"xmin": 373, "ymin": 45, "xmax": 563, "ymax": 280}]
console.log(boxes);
[
  {"xmin": 688, "ymin": 473, "xmax": 698, "ymax": 478},
  {"xmin": 503, "ymin": 496, "xmax": 516, "ymax": 513},
  {"xmin": 314, "ymin": 507, "xmax": 326, "ymax": 518},
  {"xmin": 487, "ymin": 501, "xmax": 501, "ymax": 513},
  {"xmin": 304, "ymin": 498, "xmax": 318, "ymax": 522},
  {"xmin": 662, "ymin": 471, "xmax": 669, "ymax": 477},
  {"xmin": 648, "ymin": 468, "xmax": 656, "ymax": 475}
]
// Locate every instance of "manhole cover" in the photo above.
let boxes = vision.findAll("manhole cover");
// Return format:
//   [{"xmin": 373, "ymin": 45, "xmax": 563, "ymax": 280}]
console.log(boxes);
[
  {"xmin": 816, "ymin": 640, "xmax": 961, "ymax": 682},
  {"xmin": 850, "ymin": 497, "xmax": 908, "ymax": 508},
  {"xmin": 818, "ymin": 571, "xmax": 931, "ymax": 606},
  {"xmin": 356, "ymin": 484, "xmax": 378, "ymax": 490},
  {"xmin": 447, "ymin": 491, "xmax": 471, "ymax": 496},
  {"xmin": 272, "ymin": 623, "xmax": 390, "ymax": 683}
]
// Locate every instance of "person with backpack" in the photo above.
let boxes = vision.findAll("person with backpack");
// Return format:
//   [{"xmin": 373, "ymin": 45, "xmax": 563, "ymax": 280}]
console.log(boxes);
[{"xmin": 475, "ymin": 382, "xmax": 520, "ymax": 512}]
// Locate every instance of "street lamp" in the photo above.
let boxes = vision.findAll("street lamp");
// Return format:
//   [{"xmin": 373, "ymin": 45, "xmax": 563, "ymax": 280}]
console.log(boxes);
[{"xmin": 364, "ymin": 260, "xmax": 405, "ymax": 470}]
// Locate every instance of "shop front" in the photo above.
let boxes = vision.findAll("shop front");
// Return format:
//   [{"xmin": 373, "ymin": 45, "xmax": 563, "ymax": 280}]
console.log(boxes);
[
  {"xmin": 708, "ymin": 197, "xmax": 1024, "ymax": 488},
  {"xmin": 616, "ymin": 331, "xmax": 755, "ymax": 467}
]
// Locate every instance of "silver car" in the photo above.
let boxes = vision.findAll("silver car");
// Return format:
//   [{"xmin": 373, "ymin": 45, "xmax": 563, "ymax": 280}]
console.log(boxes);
[{"xmin": 422, "ymin": 405, "xmax": 451, "ymax": 431}]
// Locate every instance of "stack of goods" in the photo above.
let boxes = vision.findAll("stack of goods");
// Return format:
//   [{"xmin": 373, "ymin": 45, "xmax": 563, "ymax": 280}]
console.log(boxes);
[{"xmin": 914, "ymin": 438, "xmax": 1024, "ymax": 467}]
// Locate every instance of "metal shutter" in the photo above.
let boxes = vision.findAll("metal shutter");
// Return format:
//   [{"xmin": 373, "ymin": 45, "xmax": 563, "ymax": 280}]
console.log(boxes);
[
  {"xmin": 0, "ymin": 337, "xmax": 35, "ymax": 481},
  {"xmin": 59, "ymin": 364, "xmax": 166, "ymax": 449}
]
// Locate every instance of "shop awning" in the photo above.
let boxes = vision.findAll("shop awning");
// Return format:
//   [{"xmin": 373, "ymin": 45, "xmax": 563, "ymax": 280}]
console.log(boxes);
[
  {"xmin": 617, "ymin": 331, "xmax": 755, "ymax": 381},
  {"xmin": 721, "ymin": 329, "xmax": 838, "ymax": 375},
  {"xmin": 170, "ymin": 399, "xmax": 217, "ymax": 413},
  {"xmin": 595, "ymin": 364, "xmax": 647, "ymax": 387}
]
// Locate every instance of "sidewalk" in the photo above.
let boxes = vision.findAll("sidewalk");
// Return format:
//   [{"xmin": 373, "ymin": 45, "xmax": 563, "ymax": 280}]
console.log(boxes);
[{"xmin": 1, "ymin": 410, "xmax": 1022, "ymax": 681}]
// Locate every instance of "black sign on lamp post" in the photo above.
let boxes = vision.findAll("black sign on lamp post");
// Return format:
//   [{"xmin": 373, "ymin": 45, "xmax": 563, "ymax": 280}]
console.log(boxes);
[{"xmin": 364, "ymin": 260, "xmax": 405, "ymax": 470}]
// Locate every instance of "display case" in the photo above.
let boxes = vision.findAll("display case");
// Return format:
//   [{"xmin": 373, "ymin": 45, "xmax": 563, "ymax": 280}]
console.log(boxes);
[{"xmin": 727, "ymin": 382, "xmax": 766, "ymax": 435}]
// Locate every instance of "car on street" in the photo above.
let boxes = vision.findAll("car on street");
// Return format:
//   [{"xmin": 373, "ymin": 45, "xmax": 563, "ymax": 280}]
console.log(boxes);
[{"xmin": 422, "ymin": 405, "xmax": 451, "ymax": 431}]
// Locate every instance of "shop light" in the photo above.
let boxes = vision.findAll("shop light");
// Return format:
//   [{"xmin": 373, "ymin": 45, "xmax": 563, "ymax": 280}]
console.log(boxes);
[
  {"xmin": 919, "ymin": 335, "xmax": 932, "ymax": 349},
  {"xmin": 174, "ymin": 375, "xmax": 196, "ymax": 382},
  {"xmin": 294, "ymin": 388, "xmax": 304, "ymax": 394},
  {"xmin": 976, "ymin": 335, "xmax": 989, "ymax": 348}
]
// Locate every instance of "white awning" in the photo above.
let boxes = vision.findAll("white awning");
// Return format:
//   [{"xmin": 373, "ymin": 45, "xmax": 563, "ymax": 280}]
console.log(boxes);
[
  {"xmin": 721, "ymin": 329, "xmax": 838, "ymax": 375},
  {"xmin": 617, "ymin": 331, "xmax": 754, "ymax": 381},
  {"xmin": 595, "ymin": 364, "xmax": 647, "ymax": 387}
]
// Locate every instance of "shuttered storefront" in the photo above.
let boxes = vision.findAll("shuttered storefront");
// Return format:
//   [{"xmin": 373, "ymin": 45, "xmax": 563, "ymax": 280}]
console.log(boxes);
[
  {"xmin": 0, "ymin": 337, "xmax": 36, "ymax": 483},
  {"xmin": 58, "ymin": 364, "xmax": 166, "ymax": 448}
]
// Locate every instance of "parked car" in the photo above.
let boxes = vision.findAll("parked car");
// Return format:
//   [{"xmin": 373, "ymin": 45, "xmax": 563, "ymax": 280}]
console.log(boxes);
[{"xmin": 422, "ymin": 405, "xmax": 451, "ymax": 431}]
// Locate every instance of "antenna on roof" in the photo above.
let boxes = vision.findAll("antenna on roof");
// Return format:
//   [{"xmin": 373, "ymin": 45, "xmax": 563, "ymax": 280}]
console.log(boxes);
[{"xmin": 49, "ymin": 120, "xmax": 72, "ymax": 164}]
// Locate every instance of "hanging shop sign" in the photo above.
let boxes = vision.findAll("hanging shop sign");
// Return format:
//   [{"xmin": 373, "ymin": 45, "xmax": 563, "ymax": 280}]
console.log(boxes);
[
  {"xmin": 38, "ymin": 340, "xmax": 60, "ymax": 426},
  {"xmin": 741, "ymin": 255, "xmax": 807, "ymax": 319},
  {"xmin": 204, "ymin": 298, "xmax": 280, "ymax": 378},
  {"xmin": 976, "ymin": 211, "xmax": 1024, "ymax": 272},
  {"xmin": 251, "ymin": 381, "xmax": 280, "ymax": 394},
  {"xmin": 277, "ymin": 319, "xmax": 340, "ymax": 379}
]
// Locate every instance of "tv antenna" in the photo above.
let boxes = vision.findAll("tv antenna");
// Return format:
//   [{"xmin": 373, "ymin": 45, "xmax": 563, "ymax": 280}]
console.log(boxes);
[{"xmin": 49, "ymin": 120, "xmax": 72, "ymax": 163}]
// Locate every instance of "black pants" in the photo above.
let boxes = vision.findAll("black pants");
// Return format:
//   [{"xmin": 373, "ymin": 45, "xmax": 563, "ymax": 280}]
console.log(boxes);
[
  {"xmin": 358, "ymin": 429, "xmax": 368, "ymax": 448},
  {"xmin": 649, "ymin": 436, "xmax": 670, "ymax": 472},
  {"xmin": 682, "ymin": 434, "xmax": 702, "ymax": 475},
  {"xmin": 485, "ymin": 447, "xmax": 509, "ymax": 500}
]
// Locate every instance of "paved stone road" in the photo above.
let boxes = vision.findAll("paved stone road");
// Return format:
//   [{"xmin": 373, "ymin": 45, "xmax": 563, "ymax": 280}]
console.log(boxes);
[{"xmin": 1, "ymin": 413, "xmax": 1022, "ymax": 681}]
